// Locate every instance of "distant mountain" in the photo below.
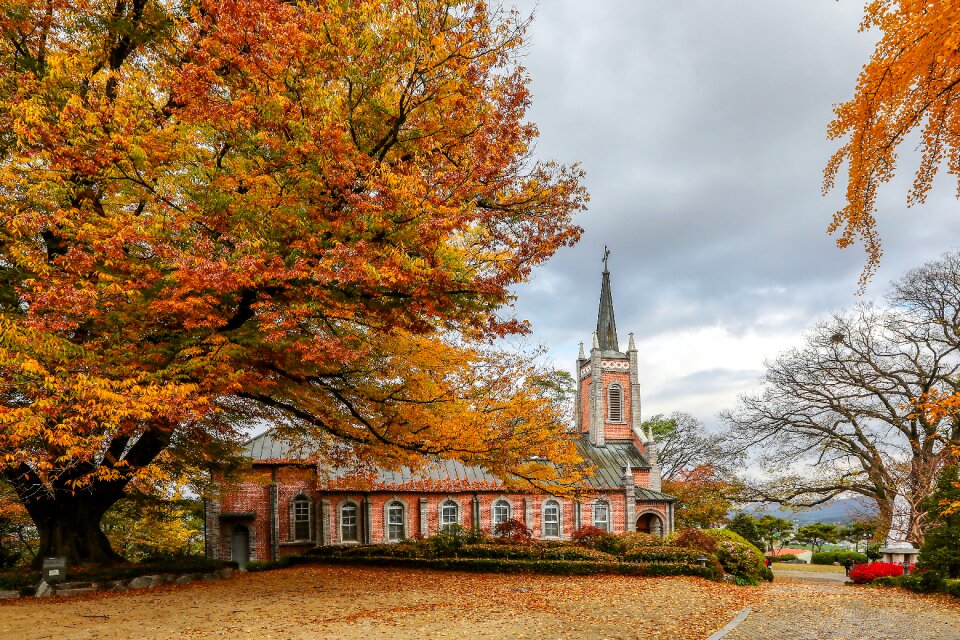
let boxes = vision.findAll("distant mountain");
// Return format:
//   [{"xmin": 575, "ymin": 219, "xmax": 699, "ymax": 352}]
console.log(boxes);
[{"xmin": 738, "ymin": 498, "xmax": 876, "ymax": 526}]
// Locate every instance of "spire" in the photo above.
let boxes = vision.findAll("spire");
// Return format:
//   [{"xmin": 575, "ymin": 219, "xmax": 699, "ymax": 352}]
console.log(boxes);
[
  {"xmin": 597, "ymin": 246, "xmax": 619, "ymax": 352},
  {"xmin": 578, "ymin": 342, "xmax": 585, "ymax": 359},
  {"xmin": 628, "ymin": 332, "xmax": 636, "ymax": 352},
  {"xmin": 591, "ymin": 331, "xmax": 599, "ymax": 350}
]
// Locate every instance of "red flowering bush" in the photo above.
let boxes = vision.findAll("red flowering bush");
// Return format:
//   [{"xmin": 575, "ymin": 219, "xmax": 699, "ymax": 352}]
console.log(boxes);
[{"xmin": 849, "ymin": 562, "xmax": 906, "ymax": 584}]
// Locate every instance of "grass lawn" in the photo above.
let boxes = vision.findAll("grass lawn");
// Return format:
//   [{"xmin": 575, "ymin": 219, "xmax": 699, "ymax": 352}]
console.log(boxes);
[
  {"xmin": 0, "ymin": 565, "xmax": 764, "ymax": 640},
  {"xmin": 771, "ymin": 562, "xmax": 844, "ymax": 573}
]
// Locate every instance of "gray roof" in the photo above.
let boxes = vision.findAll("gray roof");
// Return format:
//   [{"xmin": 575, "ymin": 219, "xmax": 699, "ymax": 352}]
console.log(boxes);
[{"xmin": 242, "ymin": 430, "xmax": 671, "ymax": 499}]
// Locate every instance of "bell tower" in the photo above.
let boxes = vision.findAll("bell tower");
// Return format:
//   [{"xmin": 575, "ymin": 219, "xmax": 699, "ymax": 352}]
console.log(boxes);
[{"xmin": 575, "ymin": 250, "xmax": 657, "ymax": 477}]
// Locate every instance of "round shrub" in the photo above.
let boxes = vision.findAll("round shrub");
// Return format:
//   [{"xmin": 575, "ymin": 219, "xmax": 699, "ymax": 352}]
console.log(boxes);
[
  {"xmin": 571, "ymin": 525, "xmax": 608, "ymax": 547},
  {"xmin": 623, "ymin": 546, "xmax": 704, "ymax": 564},
  {"xmin": 493, "ymin": 518, "xmax": 533, "ymax": 544},
  {"xmin": 704, "ymin": 529, "xmax": 765, "ymax": 559},
  {"xmin": 618, "ymin": 532, "xmax": 664, "ymax": 550},
  {"xmin": 667, "ymin": 528, "xmax": 718, "ymax": 554},
  {"xmin": 849, "ymin": 562, "xmax": 906, "ymax": 584}
]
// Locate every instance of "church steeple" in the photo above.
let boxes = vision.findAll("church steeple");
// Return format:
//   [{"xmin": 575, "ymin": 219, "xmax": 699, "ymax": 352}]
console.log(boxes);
[{"xmin": 596, "ymin": 246, "xmax": 619, "ymax": 352}]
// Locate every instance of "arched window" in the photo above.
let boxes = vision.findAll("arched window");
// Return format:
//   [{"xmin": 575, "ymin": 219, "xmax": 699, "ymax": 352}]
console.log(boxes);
[
  {"xmin": 340, "ymin": 502, "xmax": 358, "ymax": 542},
  {"xmin": 292, "ymin": 495, "xmax": 311, "ymax": 541},
  {"xmin": 386, "ymin": 501, "xmax": 405, "ymax": 541},
  {"xmin": 492, "ymin": 499, "xmax": 512, "ymax": 531},
  {"xmin": 543, "ymin": 499, "xmax": 561, "ymax": 538},
  {"xmin": 593, "ymin": 500, "xmax": 610, "ymax": 532},
  {"xmin": 440, "ymin": 500, "xmax": 459, "ymax": 531},
  {"xmin": 607, "ymin": 383, "xmax": 623, "ymax": 422}
]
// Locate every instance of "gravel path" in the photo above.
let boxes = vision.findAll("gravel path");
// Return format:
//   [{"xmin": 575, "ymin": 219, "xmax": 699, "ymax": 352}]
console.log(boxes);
[{"xmin": 726, "ymin": 573, "xmax": 960, "ymax": 640}]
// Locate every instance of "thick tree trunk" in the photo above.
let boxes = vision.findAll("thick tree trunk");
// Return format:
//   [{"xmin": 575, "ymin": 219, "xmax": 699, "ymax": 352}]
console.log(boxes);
[
  {"xmin": 872, "ymin": 499, "xmax": 894, "ymax": 544},
  {"xmin": 30, "ymin": 494, "xmax": 124, "ymax": 568}
]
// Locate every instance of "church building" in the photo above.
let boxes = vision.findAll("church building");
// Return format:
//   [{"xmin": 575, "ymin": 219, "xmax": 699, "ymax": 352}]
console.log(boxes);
[{"xmin": 204, "ymin": 260, "xmax": 675, "ymax": 567}]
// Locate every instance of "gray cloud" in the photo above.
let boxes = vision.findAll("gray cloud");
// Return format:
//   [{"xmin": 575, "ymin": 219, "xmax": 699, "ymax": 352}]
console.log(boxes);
[{"xmin": 506, "ymin": 1, "xmax": 960, "ymax": 423}]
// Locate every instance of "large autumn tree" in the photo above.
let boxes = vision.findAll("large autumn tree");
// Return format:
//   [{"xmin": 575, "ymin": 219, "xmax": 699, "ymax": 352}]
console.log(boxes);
[
  {"xmin": 825, "ymin": 1, "xmax": 960, "ymax": 285},
  {"xmin": 0, "ymin": 0, "xmax": 587, "ymax": 565}
]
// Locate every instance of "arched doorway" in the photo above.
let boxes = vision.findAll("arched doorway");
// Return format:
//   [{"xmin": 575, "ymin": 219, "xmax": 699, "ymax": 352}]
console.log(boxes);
[
  {"xmin": 636, "ymin": 512, "xmax": 665, "ymax": 537},
  {"xmin": 231, "ymin": 525, "xmax": 250, "ymax": 569}
]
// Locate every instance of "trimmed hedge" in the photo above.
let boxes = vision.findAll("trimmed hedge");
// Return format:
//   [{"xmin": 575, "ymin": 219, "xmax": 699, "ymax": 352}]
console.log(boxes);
[
  {"xmin": 311, "ymin": 555, "xmax": 720, "ymax": 578},
  {"xmin": 624, "ymin": 546, "xmax": 705, "ymax": 564},
  {"xmin": 811, "ymin": 551, "xmax": 868, "ymax": 565},
  {"xmin": 540, "ymin": 546, "xmax": 617, "ymax": 562},
  {"xmin": 456, "ymin": 544, "xmax": 540, "ymax": 560}
]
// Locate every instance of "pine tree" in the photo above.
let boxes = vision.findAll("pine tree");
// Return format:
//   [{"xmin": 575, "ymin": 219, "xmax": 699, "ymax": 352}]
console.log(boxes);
[
  {"xmin": 918, "ymin": 466, "xmax": 960, "ymax": 579},
  {"xmin": 727, "ymin": 513, "xmax": 764, "ymax": 552}
]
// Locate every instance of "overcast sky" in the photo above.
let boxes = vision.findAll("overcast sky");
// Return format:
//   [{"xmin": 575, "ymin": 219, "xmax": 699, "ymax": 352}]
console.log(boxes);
[{"xmin": 508, "ymin": 1, "xmax": 960, "ymax": 429}]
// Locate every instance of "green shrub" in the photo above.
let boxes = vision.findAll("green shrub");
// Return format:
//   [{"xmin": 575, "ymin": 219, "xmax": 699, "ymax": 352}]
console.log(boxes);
[
  {"xmin": 541, "ymin": 546, "xmax": 616, "ymax": 561},
  {"xmin": 944, "ymin": 579, "xmax": 960, "ymax": 598},
  {"xmin": 872, "ymin": 575, "xmax": 903, "ymax": 588},
  {"xmin": 703, "ymin": 529, "xmax": 770, "ymax": 583},
  {"xmin": 592, "ymin": 534, "xmax": 627, "ymax": 556},
  {"xmin": 811, "ymin": 551, "xmax": 868, "ymax": 565}
]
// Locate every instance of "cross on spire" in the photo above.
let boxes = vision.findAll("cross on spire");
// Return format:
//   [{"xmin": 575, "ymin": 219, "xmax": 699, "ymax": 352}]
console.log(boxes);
[{"xmin": 596, "ymin": 248, "xmax": 619, "ymax": 352}]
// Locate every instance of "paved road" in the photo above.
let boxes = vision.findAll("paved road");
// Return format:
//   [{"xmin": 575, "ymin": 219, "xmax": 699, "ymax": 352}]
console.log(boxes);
[{"xmin": 726, "ymin": 571, "xmax": 960, "ymax": 640}]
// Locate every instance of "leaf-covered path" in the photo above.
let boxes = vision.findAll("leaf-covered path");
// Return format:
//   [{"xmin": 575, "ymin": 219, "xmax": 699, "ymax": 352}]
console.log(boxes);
[
  {"xmin": 0, "ymin": 565, "xmax": 761, "ymax": 640},
  {"xmin": 726, "ymin": 572, "xmax": 960, "ymax": 640}
]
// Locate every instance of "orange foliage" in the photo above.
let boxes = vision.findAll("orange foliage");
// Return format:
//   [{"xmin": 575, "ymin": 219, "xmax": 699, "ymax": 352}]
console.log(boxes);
[
  {"xmin": 662, "ymin": 466, "xmax": 733, "ymax": 530},
  {"xmin": 0, "ymin": 0, "xmax": 586, "ymax": 519},
  {"xmin": 825, "ymin": 1, "xmax": 960, "ymax": 285}
]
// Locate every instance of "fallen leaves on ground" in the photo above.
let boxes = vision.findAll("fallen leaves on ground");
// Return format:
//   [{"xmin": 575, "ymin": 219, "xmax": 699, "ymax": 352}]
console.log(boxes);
[{"xmin": 0, "ymin": 566, "xmax": 764, "ymax": 640}]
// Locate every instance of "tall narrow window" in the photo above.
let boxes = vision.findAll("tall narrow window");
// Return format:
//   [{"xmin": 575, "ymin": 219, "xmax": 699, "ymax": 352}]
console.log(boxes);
[
  {"xmin": 340, "ymin": 503, "xmax": 358, "ymax": 542},
  {"xmin": 293, "ymin": 496, "xmax": 311, "ymax": 541},
  {"xmin": 607, "ymin": 383, "xmax": 623, "ymax": 422},
  {"xmin": 387, "ymin": 502, "xmax": 405, "ymax": 541},
  {"xmin": 543, "ymin": 500, "xmax": 560, "ymax": 538},
  {"xmin": 593, "ymin": 501, "xmax": 609, "ymax": 532},
  {"xmin": 492, "ymin": 500, "xmax": 511, "ymax": 531},
  {"xmin": 440, "ymin": 500, "xmax": 459, "ymax": 531}
]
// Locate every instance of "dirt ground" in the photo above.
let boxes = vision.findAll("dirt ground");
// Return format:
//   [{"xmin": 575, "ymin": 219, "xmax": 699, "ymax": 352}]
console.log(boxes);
[{"xmin": 0, "ymin": 565, "xmax": 762, "ymax": 640}]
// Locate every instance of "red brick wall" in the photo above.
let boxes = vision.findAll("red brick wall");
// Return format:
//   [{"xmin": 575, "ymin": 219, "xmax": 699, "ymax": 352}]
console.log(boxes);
[
  {"xmin": 601, "ymin": 369, "xmax": 632, "ymax": 439},
  {"xmin": 578, "ymin": 369, "xmax": 635, "ymax": 441},
  {"xmin": 579, "ymin": 374, "xmax": 591, "ymax": 434},
  {"xmin": 318, "ymin": 490, "xmax": 633, "ymax": 541}
]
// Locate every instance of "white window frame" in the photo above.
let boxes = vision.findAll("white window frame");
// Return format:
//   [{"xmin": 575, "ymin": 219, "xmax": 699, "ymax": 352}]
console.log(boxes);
[
  {"xmin": 292, "ymin": 495, "xmax": 311, "ymax": 542},
  {"xmin": 542, "ymin": 499, "xmax": 561, "ymax": 538},
  {"xmin": 593, "ymin": 500, "xmax": 610, "ymax": 532},
  {"xmin": 339, "ymin": 502, "xmax": 359, "ymax": 543},
  {"xmin": 386, "ymin": 501, "xmax": 405, "ymax": 541},
  {"xmin": 439, "ymin": 500, "xmax": 460, "ymax": 532},
  {"xmin": 492, "ymin": 499, "xmax": 512, "ymax": 532}
]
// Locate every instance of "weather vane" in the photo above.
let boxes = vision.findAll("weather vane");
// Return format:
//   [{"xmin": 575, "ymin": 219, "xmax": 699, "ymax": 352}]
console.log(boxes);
[{"xmin": 602, "ymin": 245, "xmax": 610, "ymax": 271}]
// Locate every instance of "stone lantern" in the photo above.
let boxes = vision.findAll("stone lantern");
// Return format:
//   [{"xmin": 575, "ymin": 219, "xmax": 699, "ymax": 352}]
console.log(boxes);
[{"xmin": 880, "ymin": 493, "xmax": 919, "ymax": 569}]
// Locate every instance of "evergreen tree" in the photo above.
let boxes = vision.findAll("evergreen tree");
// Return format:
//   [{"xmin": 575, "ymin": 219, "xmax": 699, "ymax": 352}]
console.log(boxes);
[
  {"xmin": 918, "ymin": 466, "xmax": 960, "ymax": 579},
  {"xmin": 727, "ymin": 513, "xmax": 764, "ymax": 552}
]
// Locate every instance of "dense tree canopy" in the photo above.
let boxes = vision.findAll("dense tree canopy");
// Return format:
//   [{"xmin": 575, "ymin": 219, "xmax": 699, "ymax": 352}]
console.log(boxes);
[
  {"xmin": 0, "ymin": 0, "xmax": 587, "ymax": 564},
  {"xmin": 825, "ymin": 1, "xmax": 960, "ymax": 284}
]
